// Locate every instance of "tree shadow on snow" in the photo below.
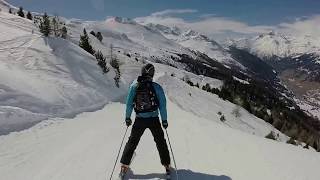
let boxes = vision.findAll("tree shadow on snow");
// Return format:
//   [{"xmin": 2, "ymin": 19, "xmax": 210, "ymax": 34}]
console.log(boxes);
[{"xmin": 126, "ymin": 169, "xmax": 232, "ymax": 180}]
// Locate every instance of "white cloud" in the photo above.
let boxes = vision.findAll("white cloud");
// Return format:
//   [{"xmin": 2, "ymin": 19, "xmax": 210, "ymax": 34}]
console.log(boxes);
[
  {"xmin": 189, "ymin": 17, "xmax": 274, "ymax": 34},
  {"xmin": 135, "ymin": 11, "xmax": 274, "ymax": 39},
  {"xmin": 135, "ymin": 9, "xmax": 320, "ymax": 41},
  {"xmin": 278, "ymin": 15, "xmax": 320, "ymax": 37},
  {"xmin": 151, "ymin": 9, "xmax": 198, "ymax": 17}
]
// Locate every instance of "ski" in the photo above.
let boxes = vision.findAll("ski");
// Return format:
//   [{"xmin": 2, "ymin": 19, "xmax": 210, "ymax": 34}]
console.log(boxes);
[
  {"xmin": 117, "ymin": 152, "xmax": 136, "ymax": 180},
  {"xmin": 118, "ymin": 171, "xmax": 126, "ymax": 180},
  {"xmin": 165, "ymin": 168, "xmax": 171, "ymax": 180}
]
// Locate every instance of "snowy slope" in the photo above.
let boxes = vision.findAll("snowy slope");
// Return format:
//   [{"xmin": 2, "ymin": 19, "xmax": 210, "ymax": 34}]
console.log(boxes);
[
  {"xmin": 0, "ymin": 102, "xmax": 319, "ymax": 180},
  {"xmin": 0, "ymin": 11, "xmax": 126, "ymax": 134}
]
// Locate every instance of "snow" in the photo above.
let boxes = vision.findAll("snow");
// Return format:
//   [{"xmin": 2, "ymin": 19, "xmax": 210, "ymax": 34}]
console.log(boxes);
[
  {"xmin": 232, "ymin": 31, "xmax": 320, "ymax": 59},
  {"xmin": 145, "ymin": 23, "xmax": 246, "ymax": 69},
  {"xmin": 0, "ymin": 5, "xmax": 285, "ymax": 139},
  {"xmin": 0, "ymin": 2, "xmax": 320, "ymax": 180},
  {"xmin": 1, "ymin": 102, "xmax": 320, "ymax": 180},
  {"xmin": 296, "ymin": 99, "xmax": 320, "ymax": 120},
  {"xmin": 233, "ymin": 76, "xmax": 250, "ymax": 84},
  {"xmin": 156, "ymin": 74, "xmax": 284, "ymax": 139},
  {"xmin": 0, "ymin": 11, "xmax": 126, "ymax": 134}
]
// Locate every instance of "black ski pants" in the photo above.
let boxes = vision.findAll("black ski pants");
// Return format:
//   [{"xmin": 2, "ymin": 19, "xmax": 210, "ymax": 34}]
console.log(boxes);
[{"xmin": 120, "ymin": 117, "xmax": 170, "ymax": 166}]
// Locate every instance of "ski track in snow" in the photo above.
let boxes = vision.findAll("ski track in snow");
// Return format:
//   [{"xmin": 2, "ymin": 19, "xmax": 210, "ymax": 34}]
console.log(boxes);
[{"xmin": 1, "ymin": 102, "xmax": 320, "ymax": 180}]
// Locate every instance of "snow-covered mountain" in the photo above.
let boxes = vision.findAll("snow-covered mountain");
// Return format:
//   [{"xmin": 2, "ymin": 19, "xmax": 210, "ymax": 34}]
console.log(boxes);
[
  {"xmin": 1, "ymin": 1, "xmax": 320, "ymax": 179},
  {"xmin": 230, "ymin": 31, "xmax": 320, "ymax": 119},
  {"xmin": 146, "ymin": 23, "xmax": 246, "ymax": 69},
  {"xmin": 230, "ymin": 31, "xmax": 320, "ymax": 59}
]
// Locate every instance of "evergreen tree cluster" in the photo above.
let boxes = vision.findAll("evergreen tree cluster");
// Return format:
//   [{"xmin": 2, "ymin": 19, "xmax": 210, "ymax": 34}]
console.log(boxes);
[
  {"xmin": 39, "ymin": 13, "xmax": 51, "ymax": 37},
  {"xmin": 181, "ymin": 76, "xmax": 320, "ymax": 151},
  {"xmin": 17, "ymin": 7, "xmax": 24, "ymax": 17},
  {"xmin": 78, "ymin": 33, "xmax": 120, "ymax": 87},
  {"xmin": 110, "ymin": 56, "xmax": 121, "ymax": 88},
  {"xmin": 89, "ymin": 30, "xmax": 103, "ymax": 42},
  {"xmin": 79, "ymin": 29, "xmax": 95, "ymax": 55},
  {"xmin": 26, "ymin": 11, "xmax": 32, "ymax": 20},
  {"xmin": 95, "ymin": 50, "xmax": 110, "ymax": 74},
  {"xmin": 109, "ymin": 44, "xmax": 121, "ymax": 88},
  {"xmin": 38, "ymin": 13, "xmax": 68, "ymax": 38},
  {"xmin": 12, "ymin": 6, "xmax": 33, "ymax": 20},
  {"xmin": 78, "ymin": 30, "xmax": 121, "ymax": 87}
]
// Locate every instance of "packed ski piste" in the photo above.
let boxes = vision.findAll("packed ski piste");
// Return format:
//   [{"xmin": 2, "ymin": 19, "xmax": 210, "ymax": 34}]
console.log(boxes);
[{"xmin": 1, "ymin": 0, "xmax": 320, "ymax": 180}]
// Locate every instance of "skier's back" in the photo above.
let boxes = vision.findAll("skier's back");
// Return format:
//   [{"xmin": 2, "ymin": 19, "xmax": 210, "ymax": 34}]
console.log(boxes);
[{"xmin": 120, "ymin": 63, "xmax": 171, "ymax": 175}]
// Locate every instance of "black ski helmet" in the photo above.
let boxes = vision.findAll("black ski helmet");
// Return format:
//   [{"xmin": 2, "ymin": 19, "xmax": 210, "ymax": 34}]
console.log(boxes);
[{"xmin": 141, "ymin": 63, "xmax": 155, "ymax": 78}]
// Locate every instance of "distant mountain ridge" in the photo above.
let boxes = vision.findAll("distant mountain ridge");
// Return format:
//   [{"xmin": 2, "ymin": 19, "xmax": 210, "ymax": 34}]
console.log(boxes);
[{"xmin": 230, "ymin": 31, "xmax": 320, "ymax": 120}]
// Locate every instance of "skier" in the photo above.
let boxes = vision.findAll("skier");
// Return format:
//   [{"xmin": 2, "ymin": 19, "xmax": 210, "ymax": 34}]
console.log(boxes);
[{"xmin": 119, "ymin": 63, "xmax": 171, "ymax": 178}]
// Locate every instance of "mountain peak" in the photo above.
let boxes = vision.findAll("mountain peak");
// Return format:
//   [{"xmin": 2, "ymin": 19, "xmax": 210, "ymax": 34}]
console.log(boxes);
[
  {"xmin": 182, "ymin": 29, "xmax": 199, "ymax": 37},
  {"xmin": 146, "ymin": 23, "xmax": 182, "ymax": 35},
  {"xmin": 106, "ymin": 16, "xmax": 137, "ymax": 25}
]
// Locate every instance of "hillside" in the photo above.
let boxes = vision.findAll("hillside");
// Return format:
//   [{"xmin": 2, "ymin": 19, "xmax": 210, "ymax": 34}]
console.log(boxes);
[{"xmin": 0, "ymin": 11, "xmax": 126, "ymax": 134}]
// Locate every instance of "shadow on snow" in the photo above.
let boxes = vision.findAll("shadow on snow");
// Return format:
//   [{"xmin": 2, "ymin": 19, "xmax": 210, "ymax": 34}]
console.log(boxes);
[{"xmin": 125, "ymin": 169, "xmax": 232, "ymax": 180}]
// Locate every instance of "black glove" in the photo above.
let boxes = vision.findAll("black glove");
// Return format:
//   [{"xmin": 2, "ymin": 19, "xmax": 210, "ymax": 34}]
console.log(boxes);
[
  {"xmin": 125, "ymin": 118, "xmax": 132, "ymax": 127},
  {"xmin": 162, "ymin": 120, "xmax": 168, "ymax": 129}
]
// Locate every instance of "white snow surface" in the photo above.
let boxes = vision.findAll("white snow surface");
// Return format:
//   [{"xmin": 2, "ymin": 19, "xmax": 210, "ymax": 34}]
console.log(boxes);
[
  {"xmin": 1, "ymin": 102, "xmax": 320, "ymax": 180},
  {"xmin": 233, "ymin": 76, "xmax": 250, "ymax": 85},
  {"xmin": 0, "ymin": 11, "xmax": 126, "ymax": 133}
]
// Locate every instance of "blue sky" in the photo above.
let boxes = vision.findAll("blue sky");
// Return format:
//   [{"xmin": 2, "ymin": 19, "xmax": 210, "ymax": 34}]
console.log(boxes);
[{"xmin": 8, "ymin": 0, "xmax": 320, "ymax": 25}]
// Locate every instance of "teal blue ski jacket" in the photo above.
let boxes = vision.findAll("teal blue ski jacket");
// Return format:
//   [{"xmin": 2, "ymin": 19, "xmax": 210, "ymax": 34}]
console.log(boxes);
[{"xmin": 125, "ymin": 81, "xmax": 167, "ymax": 122}]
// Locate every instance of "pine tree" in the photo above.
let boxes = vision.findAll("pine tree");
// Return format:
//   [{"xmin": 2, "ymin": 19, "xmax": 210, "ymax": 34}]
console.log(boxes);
[
  {"xmin": 90, "ymin": 31, "xmax": 96, "ymax": 37},
  {"xmin": 9, "ymin": 8, "xmax": 12, "ymax": 14},
  {"xmin": 109, "ymin": 44, "xmax": 121, "ymax": 87},
  {"xmin": 96, "ymin": 32, "xmax": 103, "ymax": 42},
  {"xmin": 26, "ymin": 11, "xmax": 32, "ymax": 20},
  {"xmin": 60, "ymin": 26, "xmax": 68, "ymax": 39},
  {"xmin": 17, "ymin": 7, "xmax": 24, "ymax": 17},
  {"xmin": 39, "ymin": 13, "xmax": 51, "ymax": 37},
  {"xmin": 79, "ymin": 28, "xmax": 95, "ymax": 55},
  {"xmin": 95, "ymin": 51, "xmax": 109, "ymax": 73},
  {"xmin": 52, "ymin": 17, "xmax": 59, "ymax": 37}
]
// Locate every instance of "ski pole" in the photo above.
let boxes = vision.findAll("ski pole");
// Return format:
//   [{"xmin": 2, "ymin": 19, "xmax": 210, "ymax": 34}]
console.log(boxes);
[
  {"xmin": 109, "ymin": 126, "xmax": 129, "ymax": 180},
  {"xmin": 165, "ymin": 129, "xmax": 179, "ymax": 180}
]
